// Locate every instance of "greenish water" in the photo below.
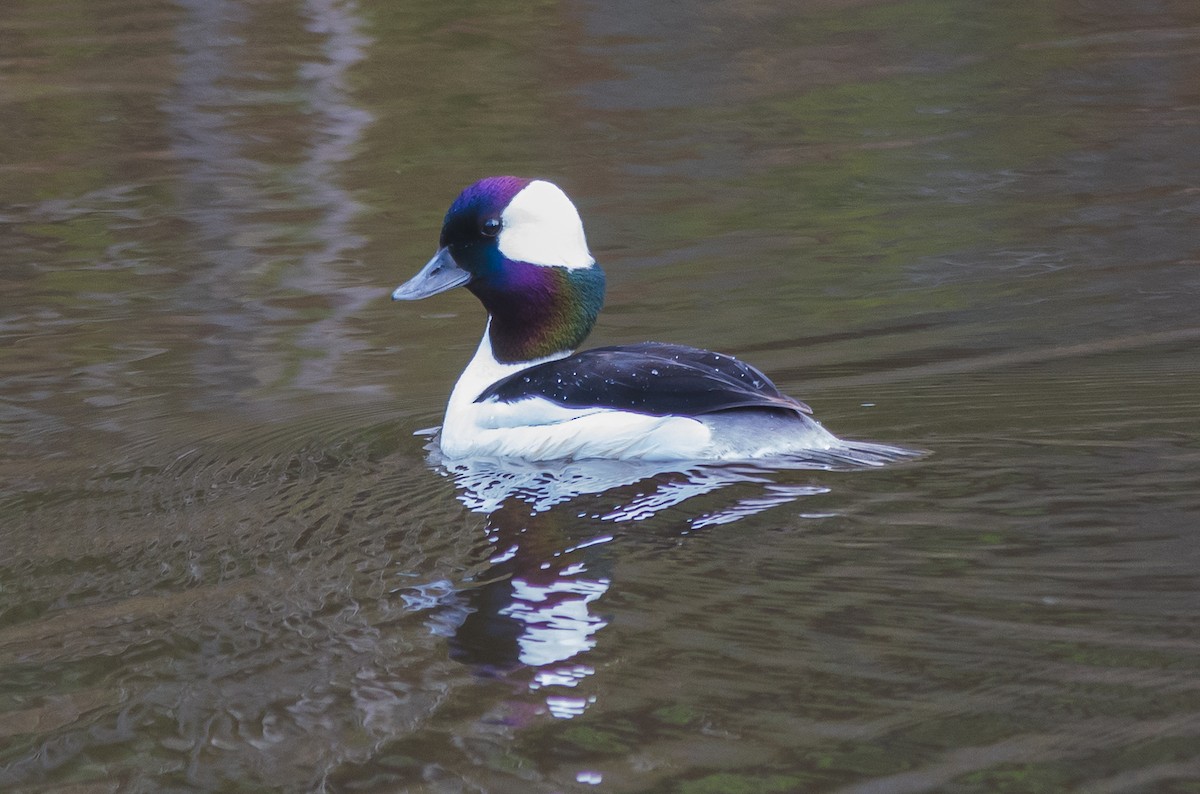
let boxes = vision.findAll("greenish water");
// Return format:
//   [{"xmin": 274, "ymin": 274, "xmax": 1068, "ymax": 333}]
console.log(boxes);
[{"xmin": 2, "ymin": 0, "xmax": 1199, "ymax": 791}]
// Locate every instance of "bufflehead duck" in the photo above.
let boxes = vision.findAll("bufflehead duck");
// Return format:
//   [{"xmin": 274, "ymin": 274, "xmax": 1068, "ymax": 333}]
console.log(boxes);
[{"xmin": 394, "ymin": 176, "xmax": 908, "ymax": 463}]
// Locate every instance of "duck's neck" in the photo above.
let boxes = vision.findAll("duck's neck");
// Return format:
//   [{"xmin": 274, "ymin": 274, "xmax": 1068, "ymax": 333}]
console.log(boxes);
[
  {"xmin": 470, "ymin": 263, "xmax": 605, "ymax": 364},
  {"xmin": 450, "ymin": 321, "xmax": 564, "ymax": 406}
]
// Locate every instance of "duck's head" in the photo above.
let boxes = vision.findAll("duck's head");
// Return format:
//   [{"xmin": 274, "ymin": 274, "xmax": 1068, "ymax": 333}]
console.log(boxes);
[{"xmin": 394, "ymin": 177, "xmax": 606, "ymax": 364}]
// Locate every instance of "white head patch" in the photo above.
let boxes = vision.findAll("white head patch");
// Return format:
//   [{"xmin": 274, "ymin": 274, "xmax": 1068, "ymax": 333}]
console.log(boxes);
[{"xmin": 498, "ymin": 180, "xmax": 595, "ymax": 269}]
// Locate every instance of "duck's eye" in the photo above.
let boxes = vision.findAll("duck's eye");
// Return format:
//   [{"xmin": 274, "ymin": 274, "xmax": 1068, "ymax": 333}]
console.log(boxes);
[{"xmin": 481, "ymin": 217, "xmax": 501, "ymax": 237}]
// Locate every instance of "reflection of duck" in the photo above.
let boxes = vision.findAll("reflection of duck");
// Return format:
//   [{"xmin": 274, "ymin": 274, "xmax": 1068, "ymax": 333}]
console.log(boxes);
[
  {"xmin": 416, "ymin": 494, "xmax": 609, "ymax": 721},
  {"xmin": 414, "ymin": 436, "xmax": 863, "ymax": 719},
  {"xmin": 434, "ymin": 447, "xmax": 831, "ymax": 527},
  {"xmin": 422, "ymin": 453, "xmax": 829, "ymax": 713},
  {"xmin": 449, "ymin": 501, "xmax": 609, "ymax": 675},
  {"xmin": 393, "ymin": 176, "xmax": 917, "ymax": 464}
]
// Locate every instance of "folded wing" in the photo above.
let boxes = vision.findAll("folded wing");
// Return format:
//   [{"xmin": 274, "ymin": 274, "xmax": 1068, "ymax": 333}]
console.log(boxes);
[{"xmin": 476, "ymin": 342, "xmax": 812, "ymax": 417}]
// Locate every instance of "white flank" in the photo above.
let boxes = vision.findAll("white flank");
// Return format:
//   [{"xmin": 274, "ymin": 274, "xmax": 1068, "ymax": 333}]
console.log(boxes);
[
  {"xmin": 438, "ymin": 324, "xmax": 712, "ymax": 461},
  {"xmin": 497, "ymin": 180, "xmax": 595, "ymax": 269}
]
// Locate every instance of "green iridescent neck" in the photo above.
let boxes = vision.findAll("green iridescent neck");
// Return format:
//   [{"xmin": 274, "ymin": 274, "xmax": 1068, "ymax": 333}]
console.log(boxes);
[{"xmin": 471, "ymin": 263, "xmax": 606, "ymax": 364}]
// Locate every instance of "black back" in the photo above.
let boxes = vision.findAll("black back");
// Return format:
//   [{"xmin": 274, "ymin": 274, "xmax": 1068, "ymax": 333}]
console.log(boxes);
[{"xmin": 475, "ymin": 342, "xmax": 812, "ymax": 418}]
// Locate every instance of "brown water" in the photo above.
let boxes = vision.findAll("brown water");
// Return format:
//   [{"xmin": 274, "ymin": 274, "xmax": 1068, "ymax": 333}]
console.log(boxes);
[{"xmin": 3, "ymin": 0, "xmax": 1200, "ymax": 791}]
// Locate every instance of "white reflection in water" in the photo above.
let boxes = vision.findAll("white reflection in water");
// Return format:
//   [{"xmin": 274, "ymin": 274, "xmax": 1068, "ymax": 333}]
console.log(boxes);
[
  {"xmin": 505, "ymin": 575, "xmax": 610, "ymax": 667},
  {"xmin": 442, "ymin": 454, "xmax": 807, "ymax": 520},
  {"xmin": 402, "ymin": 444, "xmax": 874, "ymax": 719}
]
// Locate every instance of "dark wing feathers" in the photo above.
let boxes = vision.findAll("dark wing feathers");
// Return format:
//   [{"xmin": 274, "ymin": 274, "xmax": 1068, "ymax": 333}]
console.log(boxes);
[{"xmin": 475, "ymin": 342, "xmax": 812, "ymax": 417}]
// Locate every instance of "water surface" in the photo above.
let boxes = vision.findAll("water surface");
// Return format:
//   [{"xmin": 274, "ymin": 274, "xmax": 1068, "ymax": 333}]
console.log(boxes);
[{"xmin": 2, "ymin": 0, "xmax": 1199, "ymax": 791}]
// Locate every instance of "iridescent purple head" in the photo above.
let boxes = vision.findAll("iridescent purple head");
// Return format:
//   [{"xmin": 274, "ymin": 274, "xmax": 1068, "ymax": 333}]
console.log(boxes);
[
  {"xmin": 393, "ymin": 177, "xmax": 606, "ymax": 363},
  {"xmin": 439, "ymin": 176, "xmax": 531, "ymax": 253}
]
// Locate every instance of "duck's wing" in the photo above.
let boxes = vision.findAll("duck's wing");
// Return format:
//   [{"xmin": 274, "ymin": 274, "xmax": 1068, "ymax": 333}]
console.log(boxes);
[{"xmin": 475, "ymin": 342, "xmax": 812, "ymax": 417}]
